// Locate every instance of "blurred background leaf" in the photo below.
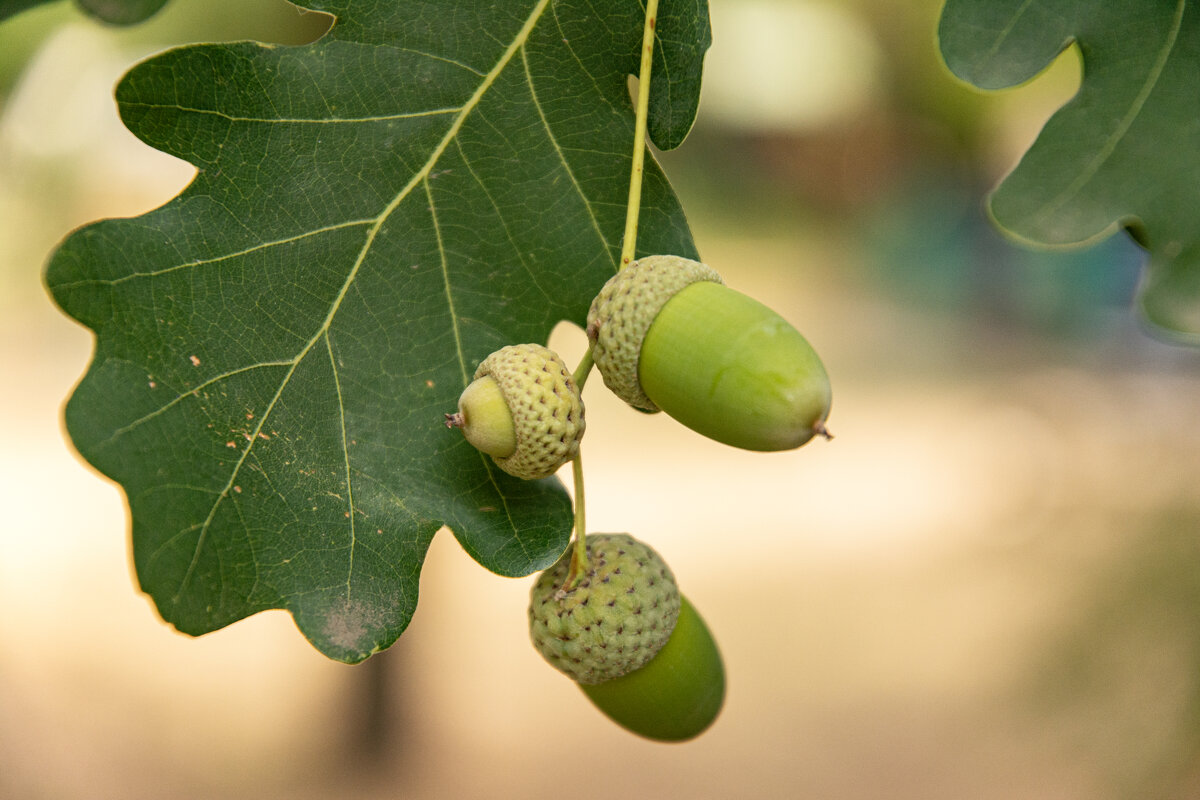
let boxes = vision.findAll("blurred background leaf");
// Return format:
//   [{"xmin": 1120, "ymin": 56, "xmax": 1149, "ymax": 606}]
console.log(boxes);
[{"xmin": 940, "ymin": 0, "xmax": 1200, "ymax": 341}]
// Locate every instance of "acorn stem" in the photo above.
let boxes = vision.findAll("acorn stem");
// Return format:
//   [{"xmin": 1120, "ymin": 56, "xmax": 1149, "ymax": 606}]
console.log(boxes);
[
  {"xmin": 561, "ymin": 451, "xmax": 589, "ymax": 594},
  {"xmin": 619, "ymin": 0, "xmax": 659, "ymax": 271},
  {"xmin": 571, "ymin": 345, "xmax": 595, "ymax": 390},
  {"xmin": 564, "ymin": 347, "xmax": 595, "ymax": 591}
]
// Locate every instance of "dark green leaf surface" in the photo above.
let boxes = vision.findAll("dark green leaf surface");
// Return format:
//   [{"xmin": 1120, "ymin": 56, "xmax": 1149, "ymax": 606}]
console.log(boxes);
[
  {"xmin": 940, "ymin": 0, "xmax": 1200, "ymax": 339},
  {"xmin": 47, "ymin": 0, "xmax": 704, "ymax": 662}
]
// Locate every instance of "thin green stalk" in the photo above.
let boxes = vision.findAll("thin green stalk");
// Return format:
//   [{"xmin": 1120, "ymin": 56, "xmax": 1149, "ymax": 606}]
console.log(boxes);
[
  {"xmin": 561, "ymin": 451, "xmax": 589, "ymax": 592},
  {"xmin": 619, "ymin": 0, "xmax": 659, "ymax": 270},
  {"xmin": 571, "ymin": 346, "xmax": 594, "ymax": 390}
]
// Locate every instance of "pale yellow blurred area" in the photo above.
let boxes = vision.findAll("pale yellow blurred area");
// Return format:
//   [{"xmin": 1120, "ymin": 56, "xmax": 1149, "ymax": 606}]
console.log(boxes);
[{"xmin": 4, "ymin": 1, "xmax": 1200, "ymax": 799}]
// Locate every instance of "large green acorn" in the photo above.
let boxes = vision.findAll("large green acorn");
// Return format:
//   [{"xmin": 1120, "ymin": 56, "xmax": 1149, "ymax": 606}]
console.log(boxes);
[
  {"xmin": 587, "ymin": 255, "xmax": 832, "ymax": 451},
  {"xmin": 445, "ymin": 343, "xmax": 584, "ymax": 480},
  {"xmin": 529, "ymin": 533, "xmax": 725, "ymax": 741}
]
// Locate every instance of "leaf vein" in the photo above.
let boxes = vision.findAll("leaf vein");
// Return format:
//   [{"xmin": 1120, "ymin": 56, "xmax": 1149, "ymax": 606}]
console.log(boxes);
[
  {"xmin": 174, "ymin": 350, "xmax": 310, "ymax": 602},
  {"xmin": 426, "ymin": 179, "xmax": 469, "ymax": 385},
  {"xmin": 520, "ymin": 46, "xmax": 613, "ymax": 260},
  {"xmin": 54, "ymin": 220, "xmax": 374, "ymax": 290},
  {"xmin": 326, "ymin": 331, "xmax": 358, "ymax": 601},
  {"xmin": 119, "ymin": 101, "xmax": 462, "ymax": 125},
  {"xmin": 97, "ymin": 359, "xmax": 294, "ymax": 449},
  {"xmin": 396, "ymin": 46, "xmax": 487, "ymax": 77},
  {"xmin": 979, "ymin": 0, "xmax": 1039, "ymax": 67}
]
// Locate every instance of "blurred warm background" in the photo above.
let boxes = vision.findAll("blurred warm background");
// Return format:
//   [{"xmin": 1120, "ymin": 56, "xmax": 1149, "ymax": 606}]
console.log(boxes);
[{"xmin": 3, "ymin": 1, "xmax": 1200, "ymax": 798}]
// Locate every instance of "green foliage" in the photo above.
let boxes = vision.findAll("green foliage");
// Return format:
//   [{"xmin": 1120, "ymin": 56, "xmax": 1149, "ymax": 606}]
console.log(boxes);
[
  {"xmin": 939, "ymin": 0, "xmax": 1200, "ymax": 340},
  {"xmin": 0, "ymin": 0, "xmax": 167, "ymax": 25},
  {"xmin": 45, "ymin": 0, "xmax": 708, "ymax": 662}
]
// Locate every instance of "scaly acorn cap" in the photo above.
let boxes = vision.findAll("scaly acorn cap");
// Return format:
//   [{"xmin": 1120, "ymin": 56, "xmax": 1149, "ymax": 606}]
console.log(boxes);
[
  {"xmin": 528, "ymin": 533, "xmax": 681, "ymax": 685},
  {"xmin": 586, "ymin": 255, "xmax": 723, "ymax": 411},
  {"xmin": 447, "ymin": 343, "xmax": 584, "ymax": 480}
]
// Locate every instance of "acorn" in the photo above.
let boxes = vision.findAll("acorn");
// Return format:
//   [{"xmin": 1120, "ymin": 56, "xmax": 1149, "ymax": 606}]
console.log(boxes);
[
  {"xmin": 445, "ymin": 343, "xmax": 584, "ymax": 480},
  {"xmin": 528, "ymin": 533, "xmax": 725, "ymax": 741},
  {"xmin": 587, "ymin": 255, "xmax": 832, "ymax": 451}
]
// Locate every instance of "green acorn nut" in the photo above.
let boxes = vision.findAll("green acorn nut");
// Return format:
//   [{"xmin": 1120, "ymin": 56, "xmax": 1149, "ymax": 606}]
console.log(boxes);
[
  {"xmin": 528, "ymin": 533, "xmax": 725, "ymax": 742},
  {"xmin": 587, "ymin": 254, "xmax": 832, "ymax": 451},
  {"xmin": 445, "ymin": 343, "xmax": 584, "ymax": 480}
]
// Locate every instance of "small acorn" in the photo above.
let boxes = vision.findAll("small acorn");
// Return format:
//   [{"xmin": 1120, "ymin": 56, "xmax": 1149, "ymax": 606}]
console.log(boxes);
[
  {"xmin": 528, "ymin": 533, "xmax": 725, "ymax": 741},
  {"xmin": 587, "ymin": 255, "xmax": 832, "ymax": 451},
  {"xmin": 445, "ymin": 343, "xmax": 584, "ymax": 480}
]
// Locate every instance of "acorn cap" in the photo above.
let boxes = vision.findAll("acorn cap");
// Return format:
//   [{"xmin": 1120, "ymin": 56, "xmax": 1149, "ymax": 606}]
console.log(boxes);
[
  {"xmin": 586, "ymin": 255, "xmax": 723, "ymax": 411},
  {"xmin": 472, "ymin": 343, "xmax": 584, "ymax": 480},
  {"xmin": 528, "ymin": 533, "xmax": 681, "ymax": 685}
]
